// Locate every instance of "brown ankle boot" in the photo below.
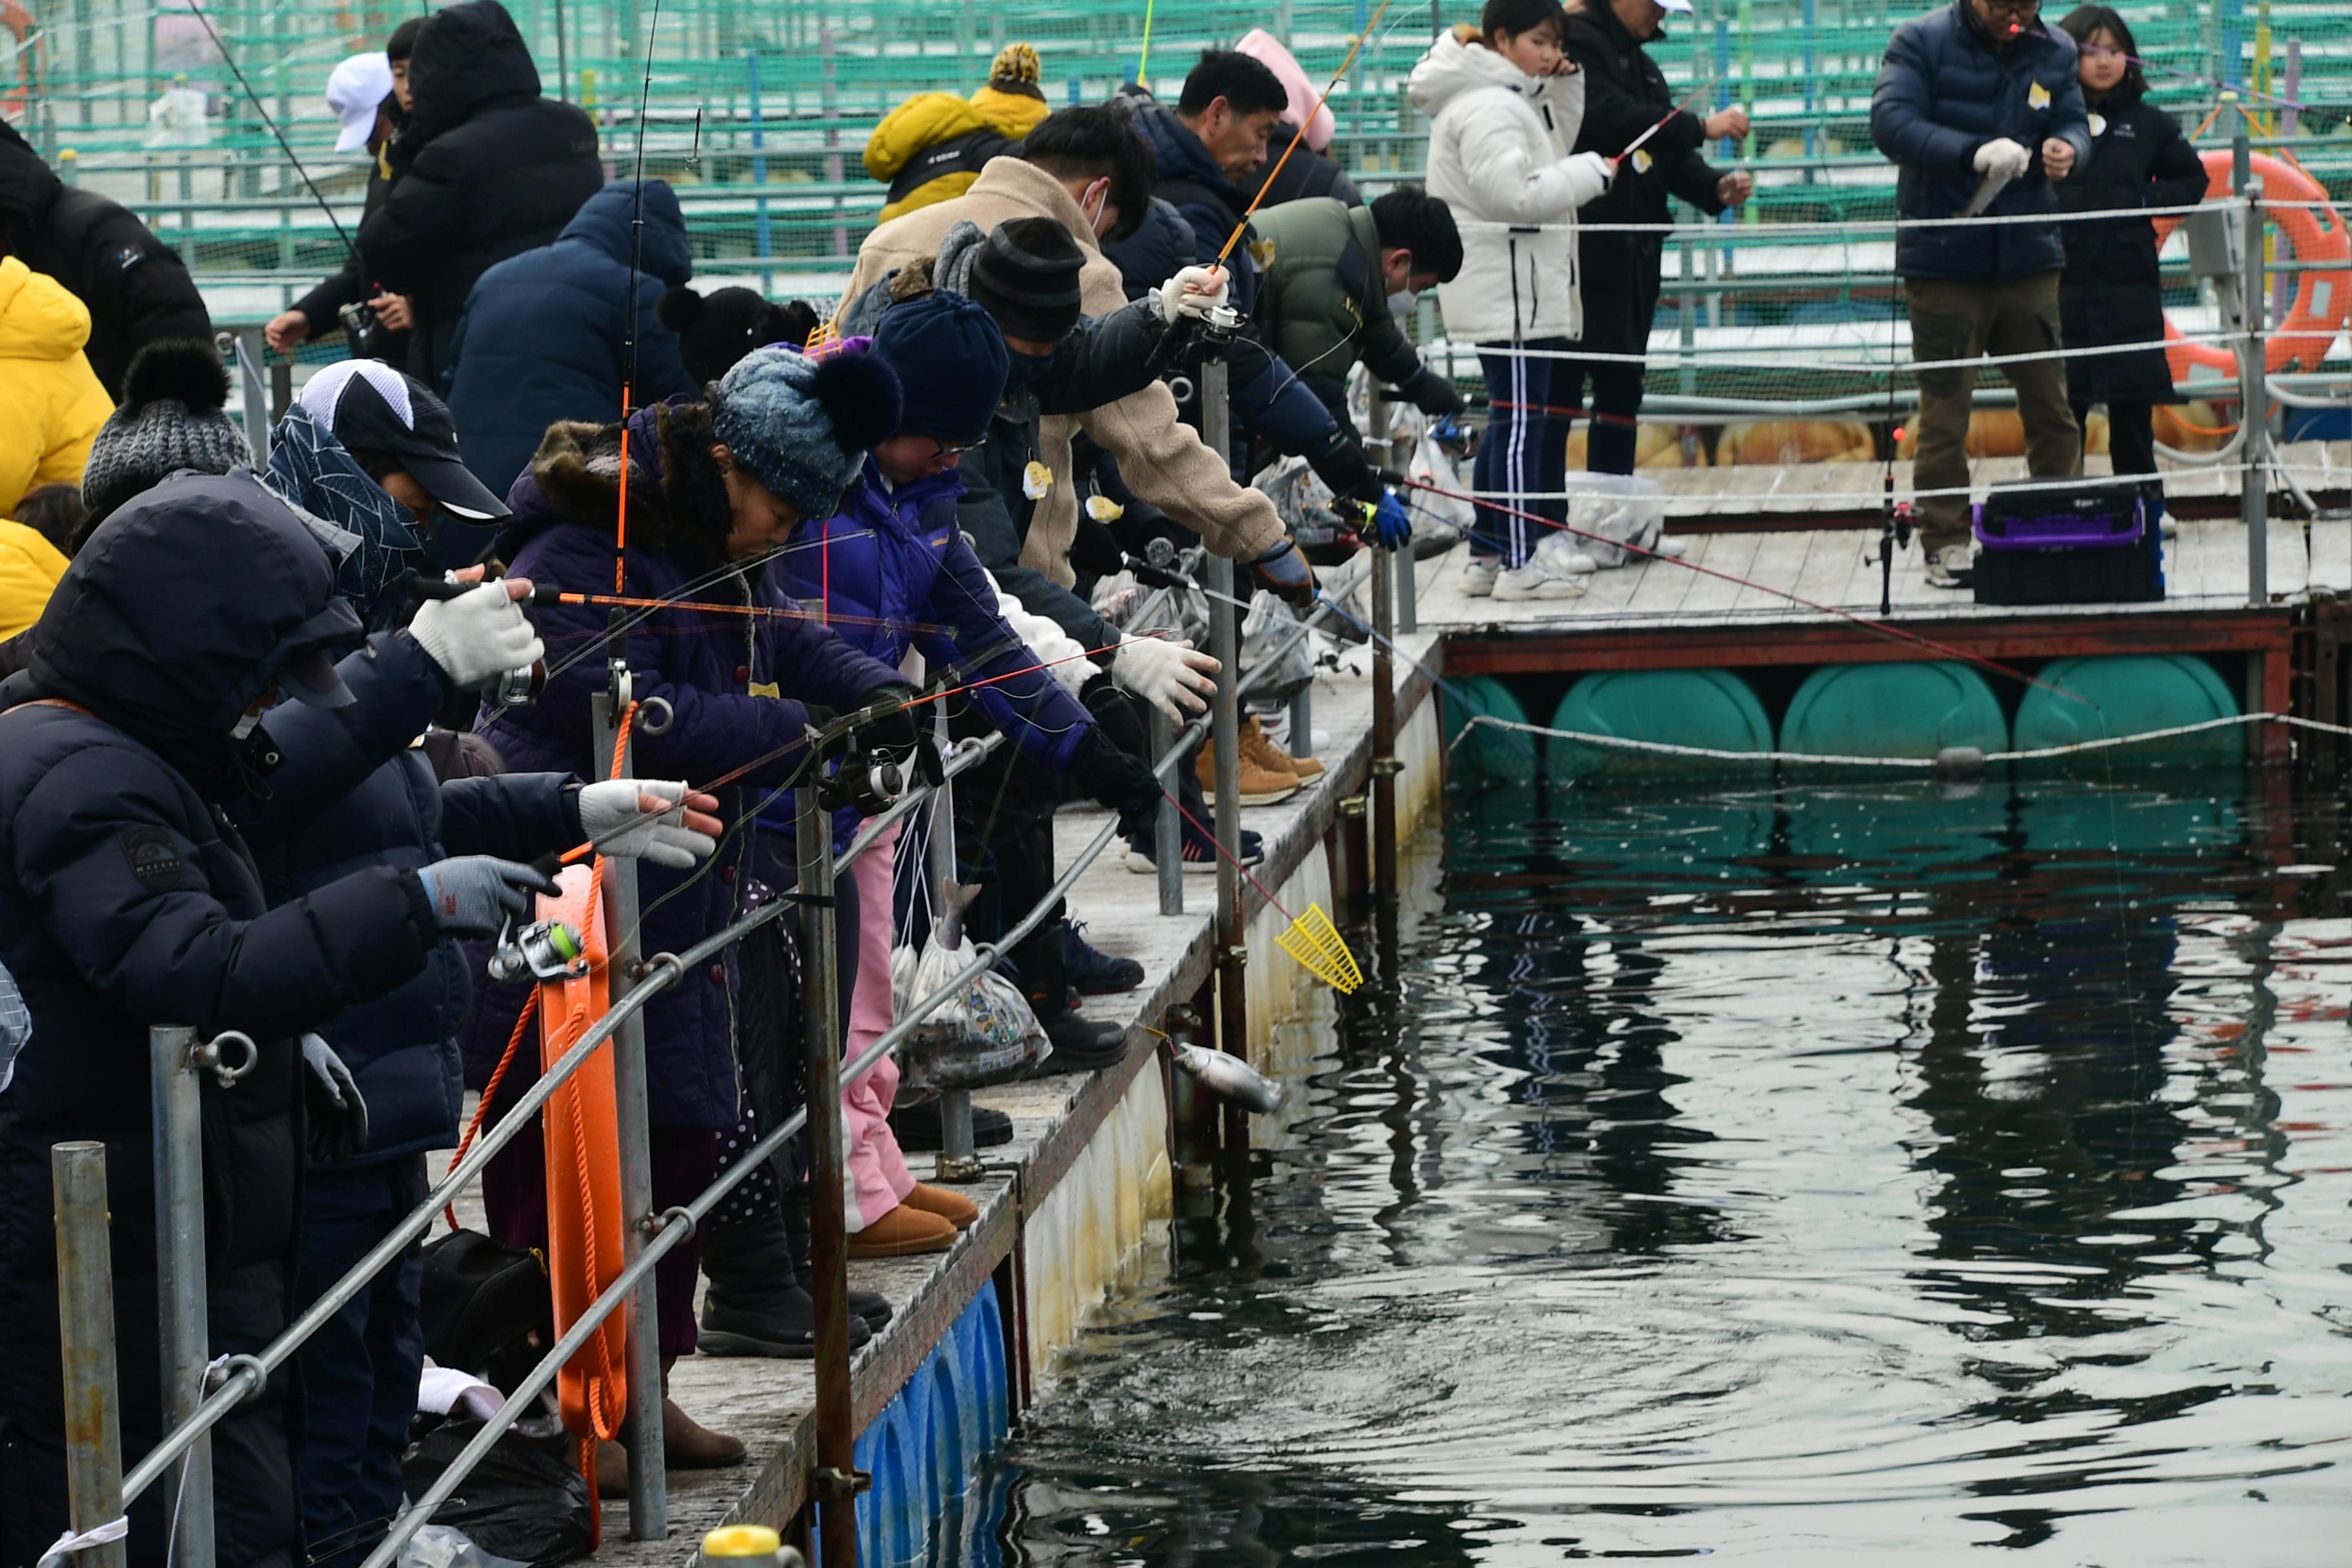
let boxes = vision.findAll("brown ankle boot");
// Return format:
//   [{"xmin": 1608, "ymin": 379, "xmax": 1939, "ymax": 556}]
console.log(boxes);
[
  {"xmin": 663, "ymin": 1395, "xmax": 747, "ymax": 1468},
  {"xmin": 846, "ymin": 1203, "xmax": 957, "ymax": 1258},
  {"xmin": 899, "ymin": 1181, "xmax": 979, "ymax": 1230}
]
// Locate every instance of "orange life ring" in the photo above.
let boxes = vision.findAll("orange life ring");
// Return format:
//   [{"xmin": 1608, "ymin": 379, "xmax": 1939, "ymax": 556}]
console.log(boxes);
[
  {"xmin": 1, "ymin": 0, "xmax": 37, "ymax": 123},
  {"xmin": 534, "ymin": 863, "xmax": 629, "ymax": 1449},
  {"xmin": 2152, "ymin": 150, "xmax": 2350, "ymax": 384}
]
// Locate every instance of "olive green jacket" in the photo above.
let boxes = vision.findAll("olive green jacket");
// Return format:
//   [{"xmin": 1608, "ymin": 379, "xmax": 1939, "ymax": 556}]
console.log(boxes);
[{"xmin": 1250, "ymin": 197, "xmax": 1425, "ymax": 416}]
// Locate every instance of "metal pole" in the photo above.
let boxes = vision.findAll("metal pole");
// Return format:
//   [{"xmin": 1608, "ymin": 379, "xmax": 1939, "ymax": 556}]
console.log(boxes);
[
  {"xmin": 794, "ymin": 785, "xmax": 859, "ymax": 1568},
  {"xmin": 746, "ymin": 49, "xmax": 772, "ymax": 295},
  {"xmin": 54, "ymin": 1141, "xmax": 128, "ymax": 1568},
  {"xmin": 593, "ymin": 683, "xmax": 667, "ymax": 1536},
  {"xmin": 234, "ymin": 326, "xmax": 268, "ymax": 456},
  {"xmin": 1150, "ymin": 703, "xmax": 1183, "ymax": 916},
  {"xmin": 1371, "ymin": 525, "xmax": 1400, "ymax": 912},
  {"xmin": 2242, "ymin": 173, "xmax": 2269, "ymax": 607},
  {"xmin": 928, "ymin": 707, "xmax": 982, "ymax": 1182},
  {"xmin": 1368, "ymin": 388, "xmax": 1414, "ymax": 635},
  {"xmin": 150, "ymin": 1028, "xmax": 213, "ymax": 1568},
  {"xmin": 1202, "ymin": 355, "xmax": 1249, "ymax": 1078}
]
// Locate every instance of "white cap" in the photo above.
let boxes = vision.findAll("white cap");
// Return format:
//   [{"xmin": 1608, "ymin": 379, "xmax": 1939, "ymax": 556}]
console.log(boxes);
[
  {"xmin": 1658, "ymin": 0, "xmax": 1694, "ymax": 11},
  {"xmin": 326, "ymin": 53, "xmax": 393, "ymax": 153}
]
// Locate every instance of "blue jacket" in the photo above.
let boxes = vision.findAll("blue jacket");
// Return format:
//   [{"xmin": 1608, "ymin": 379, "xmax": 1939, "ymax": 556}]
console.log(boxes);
[
  {"xmin": 463, "ymin": 402, "xmax": 903, "ymax": 1130},
  {"xmin": 446, "ymin": 180, "xmax": 700, "ymax": 509},
  {"xmin": 0, "ymin": 475, "xmax": 443, "ymax": 1568},
  {"xmin": 1871, "ymin": 3, "xmax": 2092, "ymax": 280},
  {"xmin": 785, "ymin": 458, "xmax": 1094, "ymax": 783}
]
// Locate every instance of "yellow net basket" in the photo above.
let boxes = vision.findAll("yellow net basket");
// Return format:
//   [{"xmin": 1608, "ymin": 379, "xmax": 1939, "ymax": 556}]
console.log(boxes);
[{"xmin": 1276, "ymin": 903, "xmax": 1363, "ymax": 994}]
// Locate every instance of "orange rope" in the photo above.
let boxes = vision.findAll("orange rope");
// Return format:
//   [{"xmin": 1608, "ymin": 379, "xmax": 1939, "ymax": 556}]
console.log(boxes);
[
  {"xmin": 1214, "ymin": 0, "xmax": 1397, "ymax": 266},
  {"xmin": 443, "ymin": 989, "xmax": 540, "ymax": 1231}
]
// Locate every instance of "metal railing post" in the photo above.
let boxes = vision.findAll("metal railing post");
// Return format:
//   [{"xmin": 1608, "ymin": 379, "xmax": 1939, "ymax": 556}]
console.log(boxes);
[
  {"xmin": 794, "ymin": 783, "xmax": 860, "ymax": 1567},
  {"xmin": 1201, "ymin": 353, "xmax": 1250, "ymax": 1076},
  {"xmin": 54, "ymin": 1141, "xmax": 128, "ymax": 1568},
  {"xmin": 1150, "ymin": 703, "xmax": 1183, "ymax": 916},
  {"xmin": 1369, "ymin": 387, "xmax": 1415, "ymax": 635},
  {"xmin": 2242, "ymin": 173, "xmax": 2269, "ymax": 607},
  {"xmin": 150, "ymin": 1028, "xmax": 214, "ymax": 1568},
  {"xmin": 1371, "ymin": 525, "xmax": 1400, "ymax": 913},
  {"xmin": 593, "ymin": 680, "xmax": 667, "ymax": 1536},
  {"xmin": 928, "ymin": 707, "xmax": 982, "ymax": 1181}
]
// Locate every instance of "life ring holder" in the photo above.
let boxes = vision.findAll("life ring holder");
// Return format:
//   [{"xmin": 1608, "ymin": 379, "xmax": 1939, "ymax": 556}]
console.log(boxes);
[{"xmin": 2153, "ymin": 150, "xmax": 2351, "ymax": 384}]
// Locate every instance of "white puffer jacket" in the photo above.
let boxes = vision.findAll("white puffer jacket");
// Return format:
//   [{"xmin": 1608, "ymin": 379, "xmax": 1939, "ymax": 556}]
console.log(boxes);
[{"xmin": 1409, "ymin": 27, "xmax": 1611, "ymax": 344}]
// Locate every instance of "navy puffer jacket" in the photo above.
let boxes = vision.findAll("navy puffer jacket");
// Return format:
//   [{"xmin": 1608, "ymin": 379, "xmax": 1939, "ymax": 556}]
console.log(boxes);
[
  {"xmin": 462, "ymin": 402, "xmax": 904, "ymax": 1130},
  {"xmin": 446, "ymin": 180, "xmax": 700, "ymax": 505},
  {"xmin": 1871, "ymin": 2, "xmax": 2092, "ymax": 280},
  {"xmin": 0, "ymin": 475, "xmax": 444, "ymax": 1568}
]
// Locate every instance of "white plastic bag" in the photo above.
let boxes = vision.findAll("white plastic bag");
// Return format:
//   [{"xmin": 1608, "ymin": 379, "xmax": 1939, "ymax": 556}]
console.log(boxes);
[
  {"xmin": 892, "ymin": 886, "xmax": 1050, "ymax": 1092},
  {"xmin": 1239, "ymin": 589, "xmax": 1313, "ymax": 705},
  {"xmin": 1558, "ymin": 472, "xmax": 1667, "ymax": 569}
]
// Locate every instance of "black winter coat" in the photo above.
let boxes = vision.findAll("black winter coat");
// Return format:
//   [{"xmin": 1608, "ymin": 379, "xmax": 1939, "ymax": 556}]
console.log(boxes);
[
  {"xmin": 356, "ymin": 0, "xmax": 602, "ymax": 389},
  {"xmin": 446, "ymin": 180, "xmax": 698, "ymax": 503},
  {"xmin": 1871, "ymin": 2, "xmax": 2093, "ymax": 281},
  {"xmin": 289, "ymin": 145, "xmax": 411, "ymax": 366},
  {"xmin": 2056, "ymin": 84, "xmax": 2207, "ymax": 405},
  {"xmin": 0, "ymin": 119, "xmax": 212, "ymax": 397},
  {"xmin": 0, "ymin": 475, "xmax": 442, "ymax": 1568},
  {"xmin": 235, "ymin": 630, "xmax": 580, "ymax": 1166},
  {"xmin": 1565, "ymin": 7, "xmax": 1730, "ymax": 355},
  {"xmin": 1247, "ymin": 128, "xmax": 1362, "ymax": 210}
]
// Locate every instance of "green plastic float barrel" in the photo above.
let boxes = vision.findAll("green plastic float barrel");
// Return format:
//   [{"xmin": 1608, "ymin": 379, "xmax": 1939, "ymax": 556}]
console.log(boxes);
[
  {"xmin": 1545, "ymin": 669, "xmax": 1772, "ymax": 778},
  {"xmin": 1440, "ymin": 674, "xmax": 1538, "ymax": 783},
  {"xmin": 2012, "ymin": 654, "xmax": 2242, "ymax": 770},
  {"xmin": 1778, "ymin": 662, "xmax": 2010, "ymax": 763}
]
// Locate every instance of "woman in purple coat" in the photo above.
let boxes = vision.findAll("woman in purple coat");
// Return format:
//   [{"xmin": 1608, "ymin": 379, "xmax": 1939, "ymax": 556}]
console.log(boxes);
[{"xmin": 457, "ymin": 346, "xmax": 911, "ymax": 1481}]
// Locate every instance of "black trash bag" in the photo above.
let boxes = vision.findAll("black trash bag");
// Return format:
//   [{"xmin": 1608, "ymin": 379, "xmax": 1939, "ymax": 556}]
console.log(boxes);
[{"xmin": 400, "ymin": 1418, "xmax": 592, "ymax": 1568}]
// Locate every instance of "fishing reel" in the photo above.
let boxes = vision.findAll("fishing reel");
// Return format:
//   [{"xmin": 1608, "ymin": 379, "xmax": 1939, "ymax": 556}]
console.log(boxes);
[
  {"xmin": 1126, "ymin": 534, "xmax": 1187, "ymax": 591},
  {"xmin": 814, "ymin": 730, "xmax": 944, "ymax": 816},
  {"xmin": 485, "ymin": 916, "xmax": 590, "ymax": 986},
  {"xmin": 495, "ymin": 660, "xmax": 547, "ymax": 708},
  {"xmin": 337, "ymin": 299, "xmax": 385, "ymax": 358}
]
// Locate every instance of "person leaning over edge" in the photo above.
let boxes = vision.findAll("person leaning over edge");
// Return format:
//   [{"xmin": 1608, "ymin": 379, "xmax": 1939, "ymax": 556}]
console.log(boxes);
[{"xmin": 1873, "ymin": 0, "xmax": 2091, "ymax": 589}]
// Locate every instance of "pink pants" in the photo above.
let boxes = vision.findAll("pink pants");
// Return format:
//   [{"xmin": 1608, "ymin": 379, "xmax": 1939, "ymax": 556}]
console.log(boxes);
[{"xmin": 841, "ymin": 819, "xmax": 916, "ymax": 1229}]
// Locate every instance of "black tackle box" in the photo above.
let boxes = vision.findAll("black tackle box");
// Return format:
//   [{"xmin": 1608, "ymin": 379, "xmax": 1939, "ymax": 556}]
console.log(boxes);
[{"xmin": 1972, "ymin": 475, "xmax": 2165, "ymax": 605}]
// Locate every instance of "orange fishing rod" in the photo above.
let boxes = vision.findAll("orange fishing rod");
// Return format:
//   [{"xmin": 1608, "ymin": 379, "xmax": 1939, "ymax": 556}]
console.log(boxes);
[{"xmin": 1215, "ymin": 0, "xmax": 1401, "ymax": 266}]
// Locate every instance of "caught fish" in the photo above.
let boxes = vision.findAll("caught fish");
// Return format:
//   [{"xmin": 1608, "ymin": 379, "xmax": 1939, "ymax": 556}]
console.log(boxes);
[
  {"xmin": 936, "ymin": 881, "xmax": 978, "ymax": 951},
  {"xmin": 1171, "ymin": 1043, "xmax": 1285, "ymax": 1115}
]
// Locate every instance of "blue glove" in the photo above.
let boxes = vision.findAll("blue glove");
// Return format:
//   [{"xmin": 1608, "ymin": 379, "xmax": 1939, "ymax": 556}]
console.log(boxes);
[
  {"xmin": 415, "ymin": 856, "xmax": 561, "ymax": 937},
  {"xmin": 1368, "ymin": 491, "xmax": 1412, "ymax": 551},
  {"xmin": 1247, "ymin": 537, "xmax": 1317, "ymax": 609}
]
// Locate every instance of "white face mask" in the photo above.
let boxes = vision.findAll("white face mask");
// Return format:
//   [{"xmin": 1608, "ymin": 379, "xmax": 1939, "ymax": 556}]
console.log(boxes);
[
  {"xmin": 231, "ymin": 710, "xmax": 264, "ymax": 740},
  {"xmin": 1387, "ymin": 288, "xmax": 1418, "ymax": 320}
]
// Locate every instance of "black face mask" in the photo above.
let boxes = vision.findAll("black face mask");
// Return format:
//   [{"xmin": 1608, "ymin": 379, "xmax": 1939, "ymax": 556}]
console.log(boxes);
[{"xmin": 1002, "ymin": 347, "xmax": 1055, "ymax": 392}]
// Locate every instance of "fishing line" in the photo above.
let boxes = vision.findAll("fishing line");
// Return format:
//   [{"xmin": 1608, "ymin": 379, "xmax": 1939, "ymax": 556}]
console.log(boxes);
[
  {"xmin": 613, "ymin": 0, "xmax": 669, "ymax": 595},
  {"xmin": 182, "ymin": 0, "xmax": 360, "ymax": 259},
  {"xmin": 1616, "ymin": 76, "xmax": 1722, "ymax": 167},
  {"xmin": 1400, "ymin": 476, "xmax": 2084, "ymax": 700},
  {"xmin": 2090, "ymin": 39, "xmax": 2352, "ymax": 133}
]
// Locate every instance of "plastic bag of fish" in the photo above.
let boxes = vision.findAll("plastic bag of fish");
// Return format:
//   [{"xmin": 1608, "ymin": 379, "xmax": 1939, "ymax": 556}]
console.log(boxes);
[{"xmin": 890, "ymin": 884, "xmax": 1051, "ymax": 1091}]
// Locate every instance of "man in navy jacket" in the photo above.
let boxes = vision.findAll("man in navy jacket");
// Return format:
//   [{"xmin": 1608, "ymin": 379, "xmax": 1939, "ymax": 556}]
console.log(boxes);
[{"xmin": 1873, "ymin": 0, "xmax": 2092, "ymax": 588}]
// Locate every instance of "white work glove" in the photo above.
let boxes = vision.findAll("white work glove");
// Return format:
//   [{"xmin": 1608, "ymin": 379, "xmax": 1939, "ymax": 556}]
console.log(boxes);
[
  {"xmin": 407, "ymin": 581, "xmax": 544, "ymax": 691},
  {"xmin": 576, "ymin": 779, "xmax": 718, "ymax": 869},
  {"xmin": 1111, "ymin": 633, "xmax": 1221, "ymax": 722},
  {"xmin": 1565, "ymin": 150, "xmax": 1616, "ymax": 199},
  {"xmin": 1153, "ymin": 264, "xmax": 1230, "ymax": 325},
  {"xmin": 1973, "ymin": 137, "xmax": 2032, "ymax": 179}
]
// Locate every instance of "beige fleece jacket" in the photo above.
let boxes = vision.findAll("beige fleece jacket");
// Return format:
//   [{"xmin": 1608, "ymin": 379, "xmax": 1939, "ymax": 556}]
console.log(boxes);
[{"xmin": 837, "ymin": 157, "xmax": 1284, "ymax": 587}]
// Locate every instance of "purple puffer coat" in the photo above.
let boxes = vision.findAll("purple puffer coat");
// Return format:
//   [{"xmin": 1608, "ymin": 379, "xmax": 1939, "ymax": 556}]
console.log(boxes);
[{"xmin": 458, "ymin": 402, "xmax": 903, "ymax": 1129}]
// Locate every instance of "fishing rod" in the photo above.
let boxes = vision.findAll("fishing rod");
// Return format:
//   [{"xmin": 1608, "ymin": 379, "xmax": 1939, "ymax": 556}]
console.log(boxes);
[
  {"xmin": 182, "ymin": 1, "xmax": 361, "ymax": 261},
  {"xmin": 613, "ymin": 0, "xmax": 669, "ymax": 598},
  {"xmin": 1616, "ymin": 76, "xmax": 1722, "ymax": 168},
  {"xmin": 1215, "ymin": 0, "xmax": 1404, "ymax": 268},
  {"xmin": 408, "ymin": 575, "xmax": 957, "ymax": 639},
  {"xmin": 1398, "ymin": 475, "xmax": 2074, "ymax": 698},
  {"xmin": 2082, "ymin": 37, "xmax": 2352, "ymax": 133}
]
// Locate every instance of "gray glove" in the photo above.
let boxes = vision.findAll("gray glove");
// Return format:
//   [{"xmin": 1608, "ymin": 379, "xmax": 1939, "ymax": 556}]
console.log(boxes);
[
  {"xmin": 415, "ymin": 855, "xmax": 561, "ymax": 937},
  {"xmin": 300, "ymin": 1033, "xmax": 369, "ymax": 1165}
]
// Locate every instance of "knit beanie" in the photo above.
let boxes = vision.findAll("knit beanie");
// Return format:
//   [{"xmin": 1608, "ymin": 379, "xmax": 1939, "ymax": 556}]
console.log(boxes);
[
  {"xmin": 710, "ymin": 344, "xmax": 902, "ymax": 520},
  {"xmin": 871, "ymin": 292, "xmax": 1009, "ymax": 446},
  {"xmin": 987, "ymin": 43, "xmax": 1044, "ymax": 100},
  {"xmin": 966, "ymin": 217, "xmax": 1086, "ymax": 344},
  {"xmin": 81, "ymin": 339, "xmax": 255, "ymax": 525}
]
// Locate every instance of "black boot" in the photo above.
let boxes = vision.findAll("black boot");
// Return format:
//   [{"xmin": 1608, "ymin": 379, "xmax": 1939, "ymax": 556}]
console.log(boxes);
[
  {"xmin": 698, "ymin": 1208, "xmax": 867, "ymax": 1358},
  {"xmin": 1021, "ymin": 930, "xmax": 1132, "ymax": 1072},
  {"xmin": 782, "ymin": 1182, "xmax": 894, "ymax": 1331},
  {"xmin": 889, "ymin": 1097, "xmax": 1015, "ymax": 1151}
]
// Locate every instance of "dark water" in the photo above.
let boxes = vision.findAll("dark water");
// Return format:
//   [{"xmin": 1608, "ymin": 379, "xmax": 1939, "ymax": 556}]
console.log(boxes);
[{"xmin": 956, "ymin": 776, "xmax": 2352, "ymax": 1565}]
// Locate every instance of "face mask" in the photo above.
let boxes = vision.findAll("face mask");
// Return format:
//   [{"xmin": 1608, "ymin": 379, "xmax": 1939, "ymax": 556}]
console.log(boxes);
[
  {"xmin": 1001, "ymin": 348, "xmax": 1055, "ymax": 392},
  {"xmin": 1387, "ymin": 288, "xmax": 1418, "ymax": 320}
]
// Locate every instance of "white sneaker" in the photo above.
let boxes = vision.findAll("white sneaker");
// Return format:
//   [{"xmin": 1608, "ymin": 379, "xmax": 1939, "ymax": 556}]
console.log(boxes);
[
  {"xmin": 1462, "ymin": 557, "xmax": 1500, "ymax": 597},
  {"xmin": 1923, "ymin": 544, "xmax": 1975, "ymax": 590},
  {"xmin": 1652, "ymin": 535, "xmax": 1688, "ymax": 559},
  {"xmin": 1556, "ymin": 549, "xmax": 1599, "ymax": 574},
  {"xmin": 1491, "ymin": 562, "xmax": 1585, "ymax": 602}
]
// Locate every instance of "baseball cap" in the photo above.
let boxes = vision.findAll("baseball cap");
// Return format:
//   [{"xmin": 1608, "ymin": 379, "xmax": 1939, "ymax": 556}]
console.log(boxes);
[
  {"xmin": 327, "ymin": 53, "xmax": 394, "ymax": 153},
  {"xmin": 297, "ymin": 360, "xmax": 511, "ymax": 520},
  {"xmin": 1656, "ymin": 0, "xmax": 1694, "ymax": 11}
]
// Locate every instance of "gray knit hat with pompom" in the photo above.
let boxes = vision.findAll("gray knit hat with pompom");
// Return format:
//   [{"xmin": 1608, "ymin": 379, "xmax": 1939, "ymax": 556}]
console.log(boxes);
[
  {"xmin": 709, "ymin": 343, "xmax": 902, "ymax": 521},
  {"xmin": 80, "ymin": 339, "xmax": 255, "ymax": 525}
]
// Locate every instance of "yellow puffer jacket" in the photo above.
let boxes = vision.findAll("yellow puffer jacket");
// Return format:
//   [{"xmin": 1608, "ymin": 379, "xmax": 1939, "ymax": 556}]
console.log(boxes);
[
  {"xmin": 0, "ymin": 256, "xmax": 112, "ymax": 518},
  {"xmin": 0, "ymin": 519, "xmax": 68, "ymax": 640},
  {"xmin": 865, "ymin": 81, "xmax": 1051, "ymax": 222}
]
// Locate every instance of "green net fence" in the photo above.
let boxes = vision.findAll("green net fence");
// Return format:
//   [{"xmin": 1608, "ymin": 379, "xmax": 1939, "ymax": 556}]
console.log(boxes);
[{"xmin": 8, "ymin": 1, "xmax": 2351, "ymax": 436}]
